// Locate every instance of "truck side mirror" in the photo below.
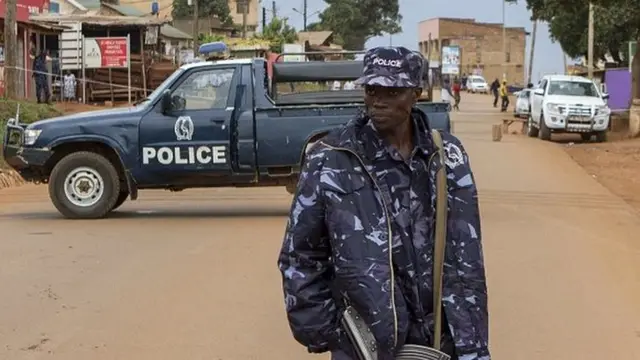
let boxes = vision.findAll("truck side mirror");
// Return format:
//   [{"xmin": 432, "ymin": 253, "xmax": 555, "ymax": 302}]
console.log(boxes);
[
  {"xmin": 602, "ymin": 93, "xmax": 610, "ymax": 100},
  {"xmin": 161, "ymin": 90, "xmax": 173, "ymax": 115},
  {"xmin": 533, "ymin": 88, "xmax": 544, "ymax": 96}
]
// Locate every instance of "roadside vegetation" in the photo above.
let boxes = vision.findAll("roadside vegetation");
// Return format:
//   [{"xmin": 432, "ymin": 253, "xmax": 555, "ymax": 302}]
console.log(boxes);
[{"xmin": 0, "ymin": 99, "xmax": 61, "ymax": 167}]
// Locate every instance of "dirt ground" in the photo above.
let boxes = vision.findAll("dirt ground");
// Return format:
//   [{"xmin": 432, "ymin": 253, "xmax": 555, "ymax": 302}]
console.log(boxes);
[
  {"xmin": 564, "ymin": 136, "xmax": 640, "ymax": 212},
  {"xmin": 1, "ymin": 94, "xmax": 640, "ymax": 359}
]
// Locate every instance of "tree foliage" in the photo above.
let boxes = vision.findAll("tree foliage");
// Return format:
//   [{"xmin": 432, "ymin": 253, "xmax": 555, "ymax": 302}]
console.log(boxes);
[
  {"xmin": 255, "ymin": 17, "xmax": 298, "ymax": 53},
  {"xmin": 509, "ymin": 0, "xmax": 640, "ymax": 63},
  {"xmin": 172, "ymin": 0, "xmax": 233, "ymax": 26},
  {"xmin": 307, "ymin": 0, "xmax": 402, "ymax": 50}
]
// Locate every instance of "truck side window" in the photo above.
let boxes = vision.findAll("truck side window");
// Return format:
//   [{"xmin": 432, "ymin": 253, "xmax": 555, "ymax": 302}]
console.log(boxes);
[{"xmin": 172, "ymin": 68, "xmax": 236, "ymax": 110}]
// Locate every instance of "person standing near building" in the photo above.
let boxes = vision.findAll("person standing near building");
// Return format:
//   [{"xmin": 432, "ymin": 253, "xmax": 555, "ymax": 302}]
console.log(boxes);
[{"xmin": 33, "ymin": 49, "xmax": 50, "ymax": 104}]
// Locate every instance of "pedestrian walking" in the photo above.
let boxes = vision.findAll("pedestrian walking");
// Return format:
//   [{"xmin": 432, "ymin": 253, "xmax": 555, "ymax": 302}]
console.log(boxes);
[
  {"xmin": 440, "ymin": 77, "xmax": 454, "ymax": 111},
  {"xmin": 490, "ymin": 78, "xmax": 500, "ymax": 107},
  {"xmin": 452, "ymin": 79, "xmax": 461, "ymax": 111},
  {"xmin": 278, "ymin": 46, "xmax": 490, "ymax": 360},
  {"xmin": 500, "ymin": 80, "xmax": 509, "ymax": 112}
]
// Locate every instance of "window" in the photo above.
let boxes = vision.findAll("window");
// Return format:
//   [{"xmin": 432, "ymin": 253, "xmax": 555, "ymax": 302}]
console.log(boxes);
[
  {"xmin": 547, "ymin": 80, "xmax": 599, "ymax": 97},
  {"xmin": 172, "ymin": 68, "xmax": 236, "ymax": 110},
  {"xmin": 236, "ymin": 0, "xmax": 248, "ymax": 14},
  {"xmin": 518, "ymin": 90, "xmax": 530, "ymax": 98}
]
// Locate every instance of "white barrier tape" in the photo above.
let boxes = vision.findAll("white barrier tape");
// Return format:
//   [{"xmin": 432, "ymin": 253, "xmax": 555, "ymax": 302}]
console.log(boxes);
[{"xmin": 2, "ymin": 65, "xmax": 149, "ymax": 92}]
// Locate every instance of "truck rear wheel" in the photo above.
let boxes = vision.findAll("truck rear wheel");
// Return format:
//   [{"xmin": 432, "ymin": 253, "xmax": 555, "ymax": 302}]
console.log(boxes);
[{"xmin": 48, "ymin": 151, "xmax": 121, "ymax": 219}]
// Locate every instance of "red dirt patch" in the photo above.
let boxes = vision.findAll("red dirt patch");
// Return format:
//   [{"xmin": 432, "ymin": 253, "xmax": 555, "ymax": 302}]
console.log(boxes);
[{"xmin": 564, "ymin": 137, "xmax": 640, "ymax": 211}]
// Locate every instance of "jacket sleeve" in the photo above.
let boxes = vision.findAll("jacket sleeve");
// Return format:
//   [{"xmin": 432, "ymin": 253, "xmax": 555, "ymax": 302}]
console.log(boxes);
[
  {"xmin": 441, "ymin": 134, "xmax": 491, "ymax": 360},
  {"xmin": 277, "ymin": 146, "xmax": 343, "ymax": 353}
]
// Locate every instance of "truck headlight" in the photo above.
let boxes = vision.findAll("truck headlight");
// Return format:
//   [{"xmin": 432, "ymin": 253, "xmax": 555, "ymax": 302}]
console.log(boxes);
[
  {"xmin": 23, "ymin": 129, "xmax": 42, "ymax": 146},
  {"xmin": 546, "ymin": 103, "xmax": 561, "ymax": 113},
  {"xmin": 595, "ymin": 105, "xmax": 610, "ymax": 115}
]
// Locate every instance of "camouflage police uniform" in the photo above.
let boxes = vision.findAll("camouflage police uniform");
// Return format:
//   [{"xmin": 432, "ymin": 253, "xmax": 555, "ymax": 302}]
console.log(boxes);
[{"xmin": 278, "ymin": 47, "xmax": 490, "ymax": 360}]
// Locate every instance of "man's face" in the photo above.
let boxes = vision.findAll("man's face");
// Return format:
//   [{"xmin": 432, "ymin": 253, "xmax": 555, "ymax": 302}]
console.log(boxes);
[{"xmin": 364, "ymin": 85, "xmax": 420, "ymax": 132}]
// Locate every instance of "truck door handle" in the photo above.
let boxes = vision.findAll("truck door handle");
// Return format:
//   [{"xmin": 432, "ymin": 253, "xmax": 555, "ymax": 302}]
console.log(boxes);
[{"xmin": 211, "ymin": 119, "xmax": 225, "ymax": 123}]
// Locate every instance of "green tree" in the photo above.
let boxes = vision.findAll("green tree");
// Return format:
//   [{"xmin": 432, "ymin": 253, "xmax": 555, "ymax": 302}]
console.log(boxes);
[
  {"xmin": 509, "ymin": 0, "xmax": 639, "ymax": 63},
  {"xmin": 256, "ymin": 17, "xmax": 298, "ymax": 53},
  {"xmin": 311, "ymin": 0, "xmax": 402, "ymax": 50},
  {"xmin": 172, "ymin": 0, "xmax": 233, "ymax": 26}
]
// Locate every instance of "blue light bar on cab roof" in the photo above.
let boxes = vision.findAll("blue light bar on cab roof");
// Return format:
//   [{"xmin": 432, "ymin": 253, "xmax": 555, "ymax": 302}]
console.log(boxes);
[{"xmin": 199, "ymin": 41, "xmax": 229, "ymax": 55}]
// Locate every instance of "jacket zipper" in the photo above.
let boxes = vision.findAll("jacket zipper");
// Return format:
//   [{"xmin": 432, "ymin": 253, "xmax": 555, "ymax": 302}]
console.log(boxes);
[{"xmin": 319, "ymin": 141, "xmax": 398, "ymax": 348}]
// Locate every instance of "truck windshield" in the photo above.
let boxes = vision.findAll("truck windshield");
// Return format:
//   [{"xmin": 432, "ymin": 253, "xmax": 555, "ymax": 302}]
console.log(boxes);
[
  {"xmin": 134, "ymin": 68, "xmax": 186, "ymax": 106},
  {"xmin": 547, "ymin": 80, "xmax": 599, "ymax": 97}
]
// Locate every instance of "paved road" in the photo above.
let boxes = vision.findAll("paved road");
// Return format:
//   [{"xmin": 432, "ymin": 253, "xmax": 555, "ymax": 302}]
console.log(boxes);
[{"xmin": 1, "ymin": 94, "xmax": 640, "ymax": 359}]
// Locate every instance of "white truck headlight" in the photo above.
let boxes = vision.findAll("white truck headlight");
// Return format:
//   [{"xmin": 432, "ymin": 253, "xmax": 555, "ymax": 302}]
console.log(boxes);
[
  {"xmin": 546, "ymin": 103, "xmax": 561, "ymax": 113},
  {"xmin": 595, "ymin": 105, "xmax": 610, "ymax": 115},
  {"xmin": 23, "ymin": 129, "xmax": 42, "ymax": 146}
]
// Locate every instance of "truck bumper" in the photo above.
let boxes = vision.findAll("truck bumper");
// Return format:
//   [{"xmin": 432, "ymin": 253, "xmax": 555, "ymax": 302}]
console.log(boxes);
[
  {"xmin": 545, "ymin": 113, "xmax": 609, "ymax": 132},
  {"xmin": 3, "ymin": 120, "xmax": 53, "ymax": 181}
]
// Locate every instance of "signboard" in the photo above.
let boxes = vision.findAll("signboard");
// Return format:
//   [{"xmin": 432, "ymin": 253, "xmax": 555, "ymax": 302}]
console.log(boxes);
[
  {"xmin": 282, "ymin": 44, "xmax": 305, "ymax": 62},
  {"xmin": 441, "ymin": 46, "xmax": 460, "ymax": 75},
  {"xmin": 81, "ymin": 35, "xmax": 131, "ymax": 104},
  {"xmin": 83, "ymin": 37, "xmax": 129, "ymax": 68},
  {"xmin": 0, "ymin": 0, "xmax": 48, "ymax": 22}
]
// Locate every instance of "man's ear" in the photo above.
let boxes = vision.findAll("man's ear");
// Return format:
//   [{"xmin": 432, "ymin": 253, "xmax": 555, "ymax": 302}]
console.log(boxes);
[{"xmin": 413, "ymin": 88, "xmax": 422, "ymax": 100}]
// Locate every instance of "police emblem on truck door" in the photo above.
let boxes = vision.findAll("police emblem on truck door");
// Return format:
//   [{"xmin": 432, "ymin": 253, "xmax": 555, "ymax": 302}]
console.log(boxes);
[{"xmin": 174, "ymin": 116, "xmax": 194, "ymax": 141}]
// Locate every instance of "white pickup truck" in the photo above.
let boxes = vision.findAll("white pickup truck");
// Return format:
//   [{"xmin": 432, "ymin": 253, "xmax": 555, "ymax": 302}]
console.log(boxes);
[{"xmin": 527, "ymin": 74, "xmax": 611, "ymax": 142}]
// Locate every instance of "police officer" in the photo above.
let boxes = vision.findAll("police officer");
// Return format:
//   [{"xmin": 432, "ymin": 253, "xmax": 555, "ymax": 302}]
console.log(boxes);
[
  {"xmin": 33, "ymin": 49, "xmax": 50, "ymax": 104},
  {"xmin": 278, "ymin": 46, "xmax": 490, "ymax": 360}
]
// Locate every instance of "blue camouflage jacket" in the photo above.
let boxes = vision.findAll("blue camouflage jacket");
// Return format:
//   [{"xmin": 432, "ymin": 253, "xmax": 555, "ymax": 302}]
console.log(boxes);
[{"xmin": 278, "ymin": 108, "xmax": 490, "ymax": 360}]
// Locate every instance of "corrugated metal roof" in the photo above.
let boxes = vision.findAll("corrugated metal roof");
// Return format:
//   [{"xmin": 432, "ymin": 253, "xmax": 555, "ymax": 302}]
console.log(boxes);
[
  {"xmin": 74, "ymin": 0, "xmax": 100, "ymax": 9},
  {"xmin": 160, "ymin": 24, "xmax": 192, "ymax": 39},
  {"xmin": 30, "ymin": 14, "xmax": 170, "ymax": 26}
]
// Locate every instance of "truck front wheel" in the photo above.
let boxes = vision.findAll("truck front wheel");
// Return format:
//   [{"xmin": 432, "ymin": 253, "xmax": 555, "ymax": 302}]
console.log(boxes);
[
  {"xmin": 48, "ymin": 151, "xmax": 121, "ymax": 219},
  {"xmin": 538, "ymin": 113, "xmax": 551, "ymax": 141},
  {"xmin": 594, "ymin": 131, "xmax": 608, "ymax": 142}
]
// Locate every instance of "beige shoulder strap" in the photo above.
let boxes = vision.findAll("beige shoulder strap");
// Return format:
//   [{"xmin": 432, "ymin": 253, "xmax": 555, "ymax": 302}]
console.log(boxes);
[{"xmin": 430, "ymin": 129, "xmax": 448, "ymax": 350}]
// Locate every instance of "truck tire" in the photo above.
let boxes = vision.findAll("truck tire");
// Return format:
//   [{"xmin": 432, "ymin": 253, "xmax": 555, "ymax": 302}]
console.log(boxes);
[
  {"xmin": 580, "ymin": 133, "xmax": 592, "ymax": 142},
  {"xmin": 538, "ymin": 113, "xmax": 551, "ymax": 141},
  {"xmin": 526, "ymin": 115, "xmax": 539, "ymax": 137},
  {"xmin": 111, "ymin": 191, "xmax": 130, "ymax": 211},
  {"xmin": 48, "ymin": 151, "xmax": 121, "ymax": 219},
  {"xmin": 594, "ymin": 131, "xmax": 608, "ymax": 142}
]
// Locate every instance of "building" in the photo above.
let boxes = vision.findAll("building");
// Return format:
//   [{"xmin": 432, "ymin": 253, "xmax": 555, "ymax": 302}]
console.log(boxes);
[
  {"xmin": 112, "ymin": 0, "xmax": 259, "ymax": 34},
  {"xmin": 0, "ymin": 0, "xmax": 67, "ymax": 98},
  {"xmin": 418, "ymin": 17, "xmax": 528, "ymax": 85}
]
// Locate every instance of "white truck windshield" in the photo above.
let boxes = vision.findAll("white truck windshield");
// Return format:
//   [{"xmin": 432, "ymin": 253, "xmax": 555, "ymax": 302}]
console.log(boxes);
[{"xmin": 547, "ymin": 80, "xmax": 599, "ymax": 97}]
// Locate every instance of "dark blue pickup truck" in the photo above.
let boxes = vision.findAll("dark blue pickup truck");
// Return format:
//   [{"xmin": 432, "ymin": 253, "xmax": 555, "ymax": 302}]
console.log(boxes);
[{"xmin": 2, "ymin": 57, "xmax": 451, "ymax": 219}]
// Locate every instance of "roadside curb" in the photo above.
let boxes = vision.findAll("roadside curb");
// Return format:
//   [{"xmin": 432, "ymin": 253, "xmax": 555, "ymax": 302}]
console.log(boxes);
[{"xmin": 0, "ymin": 169, "xmax": 26, "ymax": 190}]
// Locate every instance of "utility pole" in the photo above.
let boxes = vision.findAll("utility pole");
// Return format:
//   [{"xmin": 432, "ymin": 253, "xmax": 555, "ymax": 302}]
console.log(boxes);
[
  {"xmin": 303, "ymin": 0, "xmax": 307, "ymax": 31},
  {"xmin": 192, "ymin": 0, "xmax": 199, "ymax": 54},
  {"xmin": 502, "ymin": 0, "xmax": 506, "ymax": 80},
  {"xmin": 262, "ymin": 7, "xmax": 267, "ymax": 30},
  {"xmin": 241, "ymin": 0, "xmax": 248, "ymax": 38},
  {"xmin": 272, "ymin": 1, "xmax": 277, "ymax": 18},
  {"xmin": 527, "ymin": 20, "xmax": 537, "ymax": 84},
  {"xmin": 4, "ymin": 0, "xmax": 19, "ymax": 98},
  {"xmin": 587, "ymin": 2, "xmax": 595, "ymax": 79}
]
